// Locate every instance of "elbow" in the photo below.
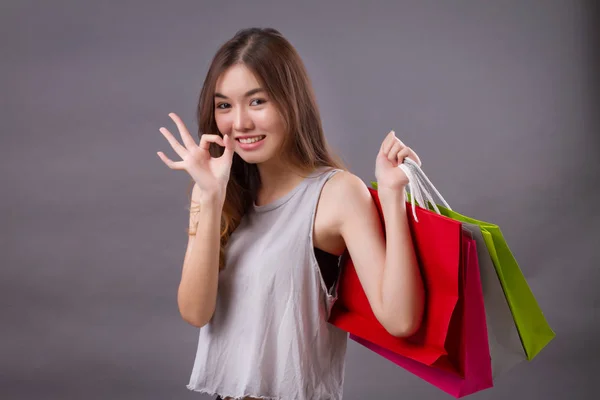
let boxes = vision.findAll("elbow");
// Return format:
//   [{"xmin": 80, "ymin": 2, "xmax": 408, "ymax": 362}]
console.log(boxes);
[
  {"xmin": 178, "ymin": 301, "xmax": 215, "ymax": 328},
  {"xmin": 383, "ymin": 315, "xmax": 422, "ymax": 338},
  {"xmin": 181, "ymin": 314, "xmax": 207, "ymax": 328},
  {"xmin": 177, "ymin": 288, "xmax": 216, "ymax": 328},
  {"xmin": 383, "ymin": 283, "xmax": 425, "ymax": 338},
  {"xmin": 378, "ymin": 302, "xmax": 424, "ymax": 338},
  {"xmin": 180, "ymin": 309, "xmax": 212, "ymax": 328}
]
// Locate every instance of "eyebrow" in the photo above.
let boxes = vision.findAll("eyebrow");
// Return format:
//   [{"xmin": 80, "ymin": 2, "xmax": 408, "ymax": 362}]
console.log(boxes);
[{"xmin": 214, "ymin": 88, "xmax": 265, "ymax": 99}]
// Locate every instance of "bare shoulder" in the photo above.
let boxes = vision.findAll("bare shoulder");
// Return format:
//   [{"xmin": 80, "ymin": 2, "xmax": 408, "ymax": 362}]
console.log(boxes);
[
  {"xmin": 323, "ymin": 170, "xmax": 371, "ymax": 205},
  {"xmin": 313, "ymin": 170, "xmax": 372, "ymax": 255},
  {"xmin": 321, "ymin": 170, "xmax": 373, "ymax": 222}
]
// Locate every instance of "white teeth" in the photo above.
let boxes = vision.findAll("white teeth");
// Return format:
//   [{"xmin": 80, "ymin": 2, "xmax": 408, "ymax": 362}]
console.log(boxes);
[{"xmin": 239, "ymin": 136, "xmax": 265, "ymax": 144}]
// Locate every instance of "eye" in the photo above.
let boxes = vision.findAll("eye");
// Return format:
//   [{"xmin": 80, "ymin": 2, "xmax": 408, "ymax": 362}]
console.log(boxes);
[
  {"xmin": 216, "ymin": 103, "xmax": 230, "ymax": 110},
  {"xmin": 251, "ymin": 98, "xmax": 266, "ymax": 106}
]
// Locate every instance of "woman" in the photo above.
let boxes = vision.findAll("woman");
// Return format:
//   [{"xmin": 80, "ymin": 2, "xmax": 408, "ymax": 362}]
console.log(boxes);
[{"xmin": 157, "ymin": 27, "xmax": 425, "ymax": 400}]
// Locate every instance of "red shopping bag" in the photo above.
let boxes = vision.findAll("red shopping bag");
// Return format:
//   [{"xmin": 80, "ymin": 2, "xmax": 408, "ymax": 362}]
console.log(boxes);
[
  {"xmin": 352, "ymin": 233, "xmax": 493, "ymax": 398},
  {"xmin": 329, "ymin": 188, "xmax": 465, "ymax": 368}
]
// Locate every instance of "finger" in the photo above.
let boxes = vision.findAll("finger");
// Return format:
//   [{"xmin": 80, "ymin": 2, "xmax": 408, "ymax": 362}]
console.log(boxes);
[
  {"xmin": 169, "ymin": 112, "xmax": 197, "ymax": 149},
  {"xmin": 394, "ymin": 132, "xmax": 405, "ymax": 146},
  {"xmin": 157, "ymin": 151, "xmax": 185, "ymax": 170},
  {"xmin": 379, "ymin": 130, "xmax": 394, "ymax": 153},
  {"xmin": 410, "ymin": 149, "xmax": 422, "ymax": 166},
  {"xmin": 380, "ymin": 130, "xmax": 398, "ymax": 155},
  {"xmin": 396, "ymin": 147, "xmax": 413, "ymax": 165},
  {"xmin": 400, "ymin": 146, "xmax": 420, "ymax": 166},
  {"xmin": 199, "ymin": 133, "xmax": 226, "ymax": 150},
  {"xmin": 159, "ymin": 127, "xmax": 187, "ymax": 159},
  {"xmin": 387, "ymin": 141, "xmax": 404, "ymax": 164},
  {"xmin": 221, "ymin": 133, "xmax": 235, "ymax": 159}
]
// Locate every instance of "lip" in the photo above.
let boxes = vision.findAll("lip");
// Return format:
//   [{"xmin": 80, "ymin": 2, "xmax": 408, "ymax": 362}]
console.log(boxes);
[
  {"xmin": 235, "ymin": 134, "xmax": 265, "ymax": 140},
  {"xmin": 235, "ymin": 135, "xmax": 266, "ymax": 151}
]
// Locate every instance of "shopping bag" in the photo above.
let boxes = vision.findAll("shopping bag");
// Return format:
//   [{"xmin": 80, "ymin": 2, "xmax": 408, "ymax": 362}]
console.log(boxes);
[
  {"xmin": 352, "ymin": 232, "xmax": 493, "ymax": 398},
  {"xmin": 388, "ymin": 158, "xmax": 556, "ymax": 360},
  {"xmin": 439, "ymin": 209, "xmax": 554, "ymax": 360},
  {"xmin": 329, "ymin": 187, "xmax": 466, "ymax": 368},
  {"xmin": 366, "ymin": 162, "xmax": 526, "ymax": 378},
  {"xmin": 462, "ymin": 223, "xmax": 527, "ymax": 377}
]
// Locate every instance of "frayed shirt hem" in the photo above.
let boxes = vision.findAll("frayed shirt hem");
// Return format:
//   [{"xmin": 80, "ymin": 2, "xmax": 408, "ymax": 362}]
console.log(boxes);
[{"xmin": 186, "ymin": 384, "xmax": 284, "ymax": 400}]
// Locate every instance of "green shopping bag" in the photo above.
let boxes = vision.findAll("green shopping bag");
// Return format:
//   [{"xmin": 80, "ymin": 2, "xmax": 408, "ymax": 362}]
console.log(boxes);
[{"xmin": 372, "ymin": 172, "xmax": 555, "ymax": 360}]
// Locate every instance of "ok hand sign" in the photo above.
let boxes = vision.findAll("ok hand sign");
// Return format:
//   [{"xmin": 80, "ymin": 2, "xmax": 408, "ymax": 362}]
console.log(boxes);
[{"xmin": 157, "ymin": 113, "xmax": 235, "ymax": 205}]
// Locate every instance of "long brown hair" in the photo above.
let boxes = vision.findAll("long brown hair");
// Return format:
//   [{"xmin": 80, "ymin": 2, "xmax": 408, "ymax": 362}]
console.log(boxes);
[{"xmin": 187, "ymin": 27, "xmax": 346, "ymax": 269}]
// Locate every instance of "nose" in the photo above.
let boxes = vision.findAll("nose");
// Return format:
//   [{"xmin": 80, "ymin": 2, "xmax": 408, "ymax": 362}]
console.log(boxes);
[{"xmin": 233, "ymin": 106, "xmax": 254, "ymax": 132}]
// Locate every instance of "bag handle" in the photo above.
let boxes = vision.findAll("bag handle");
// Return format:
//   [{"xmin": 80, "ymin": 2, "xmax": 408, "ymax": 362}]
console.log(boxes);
[{"xmin": 398, "ymin": 157, "xmax": 452, "ymax": 222}]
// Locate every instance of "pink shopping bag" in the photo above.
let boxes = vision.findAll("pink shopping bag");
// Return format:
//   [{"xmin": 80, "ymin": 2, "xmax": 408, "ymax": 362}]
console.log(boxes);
[{"xmin": 352, "ymin": 232, "xmax": 493, "ymax": 398}]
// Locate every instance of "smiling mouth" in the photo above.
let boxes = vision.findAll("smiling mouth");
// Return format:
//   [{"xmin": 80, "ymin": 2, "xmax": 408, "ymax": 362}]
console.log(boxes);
[{"xmin": 237, "ymin": 135, "xmax": 266, "ymax": 144}]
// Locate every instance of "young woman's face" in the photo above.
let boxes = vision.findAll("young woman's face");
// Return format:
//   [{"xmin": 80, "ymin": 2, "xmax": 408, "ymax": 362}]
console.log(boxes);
[{"xmin": 214, "ymin": 64, "xmax": 287, "ymax": 165}]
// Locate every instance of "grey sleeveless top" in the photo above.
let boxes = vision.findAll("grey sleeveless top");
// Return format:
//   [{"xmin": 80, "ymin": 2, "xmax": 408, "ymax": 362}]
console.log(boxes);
[{"xmin": 186, "ymin": 167, "xmax": 349, "ymax": 400}]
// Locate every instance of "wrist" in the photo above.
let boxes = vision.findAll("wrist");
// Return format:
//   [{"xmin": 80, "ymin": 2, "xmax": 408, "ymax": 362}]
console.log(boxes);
[
  {"xmin": 377, "ymin": 185, "xmax": 407, "ymax": 206},
  {"xmin": 199, "ymin": 190, "xmax": 225, "ymax": 211},
  {"xmin": 201, "ymin": 198, "xmax": 224, "ymax": 213}
]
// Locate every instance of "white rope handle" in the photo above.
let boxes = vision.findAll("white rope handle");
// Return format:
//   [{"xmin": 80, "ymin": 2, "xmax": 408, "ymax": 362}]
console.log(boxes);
[
  {"xmin": 406, "ymin": 158, "xmax": 452, "ymax": 210},
  {"xmin": 398, "ymin": 157, "xmax": 452, "ymax": 221},
  {"xmin": 398, "ymin": 163, "xmax": 424, "ymax": 222}
]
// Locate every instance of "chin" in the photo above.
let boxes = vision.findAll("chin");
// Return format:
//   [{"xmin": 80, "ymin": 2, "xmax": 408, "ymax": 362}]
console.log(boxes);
[
  {"xmin": 236, "ymin": 152, "xmax": 272, "ymax": 165},
  {"xmin": 235, "ymin": 148, "xmax": 278, "ymax": 166}
]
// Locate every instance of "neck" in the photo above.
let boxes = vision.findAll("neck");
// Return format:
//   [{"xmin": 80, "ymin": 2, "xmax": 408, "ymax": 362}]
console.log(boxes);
[{"xmin": 255, "ymin": 157, "xmax": 308, "ymax": 206}]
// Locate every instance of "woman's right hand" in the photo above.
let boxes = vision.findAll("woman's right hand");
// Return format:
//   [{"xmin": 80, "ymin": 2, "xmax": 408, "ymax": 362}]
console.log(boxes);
[{"xmin": 157, "ymin": 112, "xmax": 235, "ymax": 206}]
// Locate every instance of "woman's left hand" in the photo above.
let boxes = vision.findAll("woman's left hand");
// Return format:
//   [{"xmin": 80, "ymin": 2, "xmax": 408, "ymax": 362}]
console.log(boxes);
[{"xmin": 375, "ymin": 130, "xmax": 422, "ymax": 191}]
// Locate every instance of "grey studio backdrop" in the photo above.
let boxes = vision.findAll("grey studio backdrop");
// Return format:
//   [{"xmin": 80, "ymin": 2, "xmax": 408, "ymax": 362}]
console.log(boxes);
[{"xmin": 1, "ymin": 1, "xmax": 598, "ymax": 399}]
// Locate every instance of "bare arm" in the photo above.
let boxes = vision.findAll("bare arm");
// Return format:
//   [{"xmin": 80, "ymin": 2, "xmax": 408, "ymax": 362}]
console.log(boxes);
[
  {"xmin": 334, "ymin": 174, "xmax": 424, "ymax": 337},
  {"xmin": 156, "ymin": 113, "xmax": 234, "ymax": 328},
  {"xmin": 177, "ymin": 183, "xmax": 222, "ymax": 327}
]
